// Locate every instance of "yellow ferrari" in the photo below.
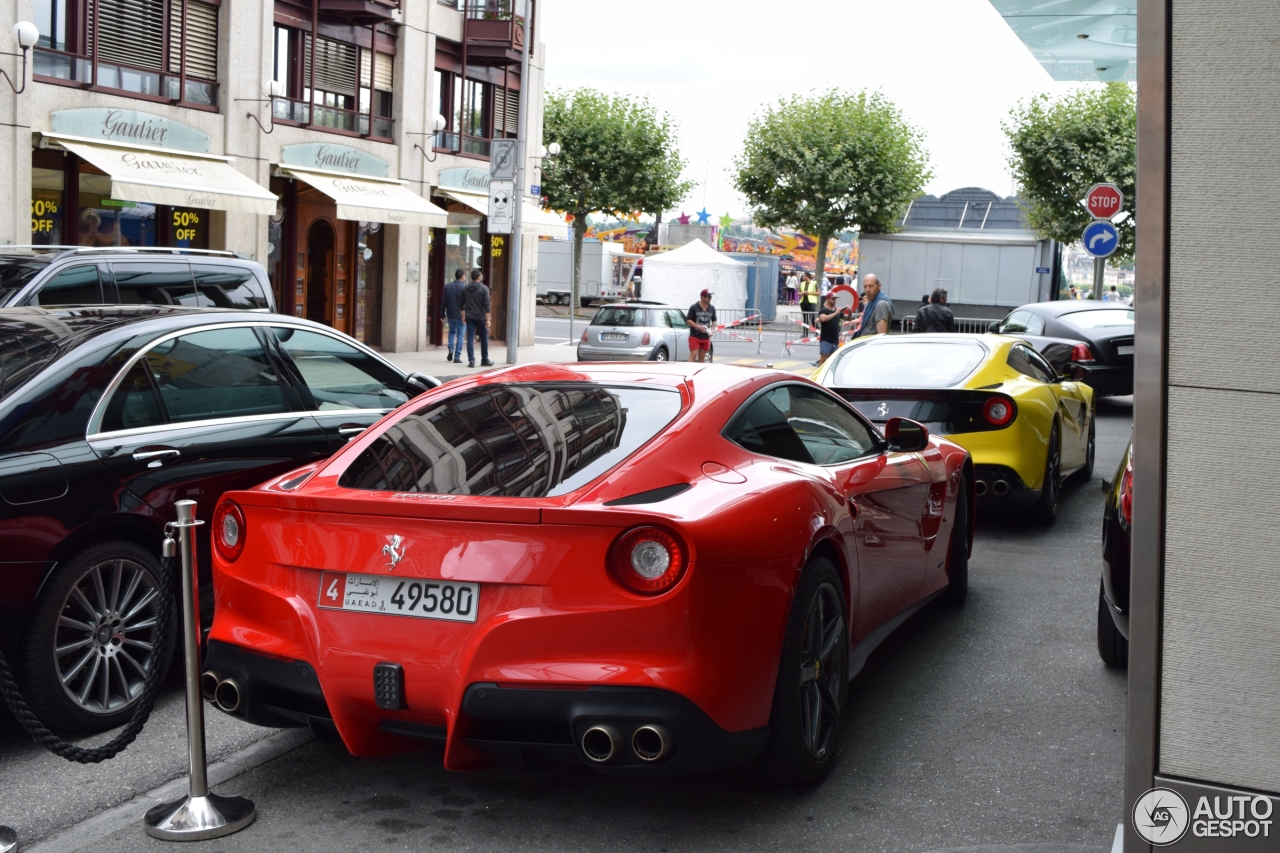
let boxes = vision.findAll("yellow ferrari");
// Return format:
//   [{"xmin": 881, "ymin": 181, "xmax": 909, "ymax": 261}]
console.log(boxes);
[{"xmin": 811, "ymin": 333, "xmax": 1095, "ymax": 525}]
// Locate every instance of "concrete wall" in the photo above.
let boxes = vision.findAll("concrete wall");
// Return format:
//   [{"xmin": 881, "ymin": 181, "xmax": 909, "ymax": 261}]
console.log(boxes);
[
  {"xmin": 1160, "ymin": 0, "xmax": 1280, "ymax": 795},
  {"xmin": 858, "ymin": 233, "xmax": 1051, "ymax": 309}
]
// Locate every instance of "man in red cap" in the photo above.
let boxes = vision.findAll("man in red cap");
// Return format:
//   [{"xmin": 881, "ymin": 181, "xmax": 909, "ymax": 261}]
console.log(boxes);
[{"xmin": 685, "ymin": 288, "xmax": 717, "ymax": 363}]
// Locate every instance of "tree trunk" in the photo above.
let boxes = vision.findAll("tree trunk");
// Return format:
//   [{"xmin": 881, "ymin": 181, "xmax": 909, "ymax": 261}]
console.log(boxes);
[
  {"xmin": 647, "ymin": 211, "xmax": 662, "ymax": 249},
  {"xmin": 573, "ymin": 217, "xmax": 588, "ymax": 315},
  {"xmin": 813, "ymin": 233, "xmax": 830, "ymax": 293}
]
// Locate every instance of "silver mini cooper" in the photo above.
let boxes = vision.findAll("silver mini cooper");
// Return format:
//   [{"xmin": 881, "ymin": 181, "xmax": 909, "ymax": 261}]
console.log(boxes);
[{"xmin": 577, "ymin": 302, "xmax": 707, "ymax": 362}]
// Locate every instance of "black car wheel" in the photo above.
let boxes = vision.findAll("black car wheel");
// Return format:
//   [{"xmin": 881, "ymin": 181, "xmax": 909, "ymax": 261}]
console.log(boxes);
[
  {"xmin": 18, "ymin": 539, "xmax": 175, "ymax": 733},
  {"xmin": 1030, "ymin": 424, "xmax": 1061, "ymax": 526},
  {"xmin": 757, "ymin": 556, "xmax": 848, "ymax": 786},
  {"xmin": 1076, "ymin": 415, "xmax": 1096, "ymax": 482},
  {"xmin": 1096, "ymin": 582, "xmax": 1129, "ymax": 668},
  {"xmin": 944, "ymin": 474, "xmax": 970, "ymax": 605}
]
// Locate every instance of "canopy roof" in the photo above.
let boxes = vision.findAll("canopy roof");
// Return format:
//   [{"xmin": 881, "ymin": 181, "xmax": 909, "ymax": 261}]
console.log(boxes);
[{"xmin": 988, "ymin": 1, "xmax": 1136, "ymax": 82}]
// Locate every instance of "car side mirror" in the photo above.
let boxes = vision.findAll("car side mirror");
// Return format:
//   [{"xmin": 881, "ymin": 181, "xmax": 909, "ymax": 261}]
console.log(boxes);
[
  {"xmin": 988, "ymin": 321, "xmax": 1001, "ymax": 333},
  {"xmin": 884, "ymin": 417, "xmax": 929, "ymax": 453},
  {"xmin": 406, "ymin": 372, "xmax": 441, "ymax": 395}
]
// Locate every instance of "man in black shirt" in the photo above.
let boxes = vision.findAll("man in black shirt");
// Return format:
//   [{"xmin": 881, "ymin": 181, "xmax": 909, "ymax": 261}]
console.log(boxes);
[
  {"xmin": 462, "ymin": 270, "xmax": 494, "ymax": 367},
  {"xmin": 815, "ymin": 293, "xmax": 848, "ymax": 367},
  {"xmin": 685, "ymin": 289, "xmax": 717, "ymax": 363},
  {"xmin": 914, "ymin": 287, "xmax": 955, "ymax": 333},
  {"xmin": 443, "ymin": 269, "xmax": 466, "ymax": 362}
]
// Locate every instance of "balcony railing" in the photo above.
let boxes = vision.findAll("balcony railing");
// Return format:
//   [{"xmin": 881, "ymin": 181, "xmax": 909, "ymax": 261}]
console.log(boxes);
[
  {"xmin": 273, "ymin": 97, "xmax": 393, "ymax": 140},
  {"xmin": 463, "ymin": 0, "xmax": 525, "ymax": 64},
  {"xmin": 433, "ymin": 131, "xmax": 492, "ymax": 159},
  {"xmin": 34, "ymin": 47, "xmax": 217, "ymax": 106}
]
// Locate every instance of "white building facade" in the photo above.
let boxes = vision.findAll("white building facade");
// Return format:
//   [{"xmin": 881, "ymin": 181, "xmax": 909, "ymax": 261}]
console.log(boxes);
[{"xmin": 0, "ymin": 0, "xmax": 552, "ymax": 351}]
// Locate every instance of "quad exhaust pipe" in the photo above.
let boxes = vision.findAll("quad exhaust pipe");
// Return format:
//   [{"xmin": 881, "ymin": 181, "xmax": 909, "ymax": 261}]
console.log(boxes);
[
  {"xmin": 992, "ymin": 479, "xmax": 1011, "ymax": 497},
  {"xmin": 201, "ymin": 670, "xmax": 244, "ymax": 715},
  {"xmin": 974, "ymin": 480, "xmax": 988, "ymax": 497},
  {"xmin": 580, "ymin": 722, "xmax": 674, "ymax": 764}
]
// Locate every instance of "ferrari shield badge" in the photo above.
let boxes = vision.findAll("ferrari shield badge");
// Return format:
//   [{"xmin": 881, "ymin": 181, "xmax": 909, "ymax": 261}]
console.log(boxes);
[{"xmin": 382, "ymin": 535, "xmax": 407, "ymax": 570}]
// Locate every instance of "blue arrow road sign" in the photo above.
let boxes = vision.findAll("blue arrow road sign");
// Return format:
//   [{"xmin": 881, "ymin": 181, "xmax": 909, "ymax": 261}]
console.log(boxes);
[{"xmin": 1083, "ymin": 221, "xmax": 1119, "ymax": 258}]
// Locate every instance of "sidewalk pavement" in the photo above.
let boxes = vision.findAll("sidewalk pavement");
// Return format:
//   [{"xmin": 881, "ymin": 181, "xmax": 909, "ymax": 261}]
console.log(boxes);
[{"xmin": 382, "ymin": 342, "xmax": 581, "ymax": 383}]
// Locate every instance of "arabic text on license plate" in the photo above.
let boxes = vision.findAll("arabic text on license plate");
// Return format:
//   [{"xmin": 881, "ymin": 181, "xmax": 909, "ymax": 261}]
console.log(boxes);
[
  {"xmin": 601, "ymin": 332, "xmax": 628, "ymax": 341},
  {"xmin": 317, "ymin": 572, "xmax": 478, "ymax": 623},
  {"xmin": 1117, "ymin": 345, "xmax": 1134, "ymax": 355}
]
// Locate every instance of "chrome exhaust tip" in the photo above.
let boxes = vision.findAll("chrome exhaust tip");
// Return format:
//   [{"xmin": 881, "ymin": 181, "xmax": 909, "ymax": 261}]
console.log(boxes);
[
  {"xmin": 992, "ymin": 479, "xmax": 1011, "ymax": 497},
  {"xmin": 214, "ymin": 677, "xmax": 244, "ymax": 714},
  {"xmin": 200, "ymin": 670, "xmax": 220, "ymax": 702},
  {"xmin": 581, "ymin": 724, "xmax": 621, "ymax": 763},
  {"xmin": 974, "ymin": 480, "xmax": 989, "ymax": 497},
  {"xmin": 631, "ymin": 724, "xmax": 673, "ymax": 762}
]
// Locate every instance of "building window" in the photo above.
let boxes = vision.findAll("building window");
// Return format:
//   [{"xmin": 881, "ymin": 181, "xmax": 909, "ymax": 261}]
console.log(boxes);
[
  {"xmin": 33, "ymin": 0, "xmax": 220, "ymax": 107},
  {"xmin": 272, "ymin": 25, "xmax": 394, "ymax": 140},
  {"xmin": 434, "ymin": 68, "xmax": 508, "ymax": 158}
]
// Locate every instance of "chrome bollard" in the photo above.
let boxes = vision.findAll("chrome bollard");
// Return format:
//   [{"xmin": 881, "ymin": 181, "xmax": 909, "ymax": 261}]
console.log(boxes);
[
  {"xmin": 144, "ymin": 500, "xmax": 256, "ymax": 840},
  {"xmin": 1, "ymin": 825, "xmax": 16, "ymax": 853}
]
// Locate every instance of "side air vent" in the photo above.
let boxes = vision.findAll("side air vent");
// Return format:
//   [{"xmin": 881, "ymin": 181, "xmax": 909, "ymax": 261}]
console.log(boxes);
[{"xmin": 603, "ymin": 483, "xmax": 692, "ymax": 507}]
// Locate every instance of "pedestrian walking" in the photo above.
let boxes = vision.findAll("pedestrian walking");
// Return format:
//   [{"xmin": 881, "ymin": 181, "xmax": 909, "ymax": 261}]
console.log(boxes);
[
  {"xmin": 914, "ymin": 288, "xmax": 955, "ymax": 333},
  {"xmin": 1105, "ymin": 284, "xmax": 1119, "ymax": 302},
  {"xmin": 463, "ymin": 270, "xmax": 494, "ymax": 367},
  {"xmin": 784, "ymin": 270, "xmax": 799, "ymax": 305},
  {"xmin": 799, "ymin": 273, "xmax": 819, "ymax": 328},
  {"xmin": 815, "ymin": 293, "xmax": 848, "ymax": 367},
  {"xmin": 851, "ymin": 273, "xmax": 894, "ymax": 338},
  {"xmin": 443, "ymin": 269, "xmax": 466, "ymax": 362},
  {"xmin": 685, "ymin": 289, "xmax": 717, "ymax": 363}
]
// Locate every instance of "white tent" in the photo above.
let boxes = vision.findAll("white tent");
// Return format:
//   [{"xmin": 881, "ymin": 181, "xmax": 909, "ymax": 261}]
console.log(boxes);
[{"xmin": 641, "ymin": 239, "xmax": 749, "ymax": 310}]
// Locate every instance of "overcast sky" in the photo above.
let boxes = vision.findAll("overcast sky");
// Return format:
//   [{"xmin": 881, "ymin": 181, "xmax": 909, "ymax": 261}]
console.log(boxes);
[{"xmin": 540, "ymin": 0, "xmax": 1091, "ymax": 220}]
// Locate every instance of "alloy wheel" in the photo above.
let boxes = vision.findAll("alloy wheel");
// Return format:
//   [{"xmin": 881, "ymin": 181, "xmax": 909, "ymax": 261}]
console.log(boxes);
[
  {"xmin": 54, "ymin": 558, "xmax": 162, "ymax": 715},
  {"xmin": 654, "ymin": 348, "xmax": 668, "ymax": 361},
  {"xmin": 798, "ymin": 582, "xmax": 846, "ymax": 759}
]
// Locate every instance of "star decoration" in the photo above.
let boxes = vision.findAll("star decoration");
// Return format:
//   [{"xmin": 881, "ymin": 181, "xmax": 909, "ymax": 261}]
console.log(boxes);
[
  {"xmin": 696, "ymin": 208, "xmax": 711, "ymax": 225},
  {"xmin": 677, "ymin": 211, "xmax": 691, "ymax": 225},
  {"xmin": 719, "ymin": 213, "xmax": 734, "ymax": 228}
]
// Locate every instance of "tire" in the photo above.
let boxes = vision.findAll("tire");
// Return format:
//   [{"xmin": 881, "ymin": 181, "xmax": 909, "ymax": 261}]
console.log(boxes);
[
  {"xmin": 1075, "ymin": 414, "xmax": 1096, "ymax": 482},
  {"xmin": 580, "ymin": 297, "xmax": 592, "ymax": 309},
  {"xmin": 17, "ymin": 539, "xmax": 176, "ymax": 733},
  {"xmin": 757, "ymin": 556, "xmax": 848, "ymax": 786},
  {"xmin": 944, "ymin": 474, "xmax": 970, "ymax": 605},
  {"xmin": 1096, "ymin": 583, "xmax": 1129, "ymax": 668},
  {"xmin": 1029, "ymin": 423, "xmax": 1061, "ymax": 526},
  {"xmin": 652, "ymin": 346, "xmax": 669, "ymax": 362}
]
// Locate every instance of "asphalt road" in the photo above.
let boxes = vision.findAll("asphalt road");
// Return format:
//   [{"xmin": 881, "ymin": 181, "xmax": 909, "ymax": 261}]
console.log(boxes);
[{"xmin": 1, "ymin": 396, "xmax": 1132, "ymax": 853}]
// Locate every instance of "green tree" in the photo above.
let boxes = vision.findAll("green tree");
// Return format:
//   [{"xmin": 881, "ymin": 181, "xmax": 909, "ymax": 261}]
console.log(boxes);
[
  {"xmin": 541, "ymin": 89, "xmax": 693, "ymax": 309},
  {"xmin": 733, "ymin": 90, "xmax": 931, "ymax": 289},
  {"xmin": 1004, "ymin": 82, "xmax": 1136, "ymax": 267}
]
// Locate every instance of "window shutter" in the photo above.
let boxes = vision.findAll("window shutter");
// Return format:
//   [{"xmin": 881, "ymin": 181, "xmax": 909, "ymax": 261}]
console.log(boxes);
[
  {"xmin": 91, "ymin": 0, "xmax": 164, "ymax": 70},
  {"xmin": 494, "ymin": 87, "xmax": 518, "ymax": 135},
  {"xmin": 304, "ymin": 35, "xmax": 357, "ymax": 96},
  {"xmin": 168, "ymin": 0, "xmax": 218, "ymax": 80},
  {"xmin": 359, "ymin": 49, "xmax": 393, "ymax": 92}
]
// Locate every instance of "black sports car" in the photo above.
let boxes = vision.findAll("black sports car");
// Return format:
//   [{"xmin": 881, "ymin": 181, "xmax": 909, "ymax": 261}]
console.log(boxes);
[
  {"xmin": 1097, "ymin": 436, "xmax": 1133, "ymax": 667},
  {"xmin": 990, "ymin": 301, "xmax": 1134, "ymax": 396},
  {"xmin": 0, "ymin": 306, "xmax": 437, "ymax": 732}
]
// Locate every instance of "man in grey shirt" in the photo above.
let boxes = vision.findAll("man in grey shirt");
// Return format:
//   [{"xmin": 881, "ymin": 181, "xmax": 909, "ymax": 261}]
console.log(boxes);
[{"xmin": 852, "ymin": 273, "xmax": 894, "ymax": 338}]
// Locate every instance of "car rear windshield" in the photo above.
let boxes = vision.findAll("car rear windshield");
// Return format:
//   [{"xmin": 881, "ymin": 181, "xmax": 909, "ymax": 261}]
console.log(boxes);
[
  {"xmin": 591, "ymin": 307, "xmax": 647, "ymax": 327},
  {"xmin": 828, "ymin": 340, "xmax": 987, "ymax": 388},
  {"xmin": 0, "ymin": 257, "xmax": 52, "ymax": 304},
  {"xmin": 338, "ymin": 384, "xmax": 683, "ymax": 497},
  {"xmin": 0, "ymin": 330, "xmax": 60, "ymax": 400},
  {"xmin": 1059, "ymin": 309, "xmax": 1134, "ymax": 330}
]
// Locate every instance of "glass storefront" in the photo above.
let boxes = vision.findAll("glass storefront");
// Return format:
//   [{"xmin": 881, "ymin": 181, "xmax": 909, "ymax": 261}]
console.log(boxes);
[
  {"xmin": 446, "ymin": 212, "xmax": 484, "ymax": 278},
  {"xmin": 354, "ymin": 222, "xmax": 383, "ymax": 346},
  {"xmin": 31, "ymin": 166, "xmax": 64, "ymax": 244}
]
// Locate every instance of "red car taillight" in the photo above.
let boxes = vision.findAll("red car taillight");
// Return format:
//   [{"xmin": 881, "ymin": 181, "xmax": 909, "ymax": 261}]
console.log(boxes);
[
  {"xmin": 609, "ymin": 526, "xmax": 687, "ymax": 595},
  {"xmin": 641, "ymin": 331, "xmax": 651, "ymax": 345},
  {"xmin": 1118, "ymin": 462, "xmax": 1133, "ymax": 529},
  {"xmin": 982, "ymin": 395, "xmax": 1016, "ymax": 427},
  {"xmin": 213, "ymin": 500, "xmax": 246, "ymax": 563},
  {"xmin": 581, "ymin": 330, "xmax": 588, "ymax": 343},
  {"xmin": 1071, "ymin": 343, "xmax": 1095, "ymax": 363}
]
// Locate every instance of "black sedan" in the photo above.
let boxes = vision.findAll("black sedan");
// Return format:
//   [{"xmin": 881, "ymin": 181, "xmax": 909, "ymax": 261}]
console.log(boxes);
[
  {"xmin": 0, "ymin": 306, "xmax": 437, "ymax": 732},
  {"xmin": 990, "ymin": 301, "xmax": 1134, "ymax": 396},
  {"xmin": 1097, "ymin": 436, "xmax": 1133, "ymax": 667}
]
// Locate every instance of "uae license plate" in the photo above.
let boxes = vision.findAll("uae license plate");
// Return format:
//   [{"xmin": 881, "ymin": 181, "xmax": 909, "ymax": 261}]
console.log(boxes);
[
  {"xmin": 317, "ymin": 572, "xmax": 478, "ymax": 623},
  {"xmin": 600, "ymin": 332, "xmax": 628, "ymax": 341},
  {"xmin": 1116, "ymin": 345, "xmax": 1134, "ymax": 355}
]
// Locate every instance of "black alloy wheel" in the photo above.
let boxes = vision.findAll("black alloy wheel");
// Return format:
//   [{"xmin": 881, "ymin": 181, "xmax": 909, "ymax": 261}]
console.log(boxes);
[
  {"xmin": 1096, "ymin": 582, "xmax": 1129, "ymax": 668},
  {"xmin": 758, "ymin": 556, "xmax": 848, "ymax": 785},
  {"xmin": 1030, "ymin": 424, "xmax": 1062, "ymax": 526},
  {"xmin": 18, "ymin": 540, "xmax": 174, "ymax": 733},
  {"xmin": 1076, "ymin": 415, "xmax": 1097, "ymax": 482}
]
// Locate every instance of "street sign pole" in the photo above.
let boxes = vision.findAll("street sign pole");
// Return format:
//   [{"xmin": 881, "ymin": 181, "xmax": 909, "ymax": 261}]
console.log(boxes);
[
  {"xmin": 505, "ymin": 15, "xmax": 531, "ymax": 365},
  {"xmin": 1093, "ymin": 256, "xmax": 1105, "ymax": 300},
  {"xmin": 1082, "ymin": 184, "xmax": 1124, "ymax": 299}
]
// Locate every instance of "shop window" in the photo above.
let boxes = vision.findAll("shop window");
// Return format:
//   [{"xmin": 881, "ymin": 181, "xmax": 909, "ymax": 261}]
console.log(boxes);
[
  {"xmin": 31, "ymin": 167, "xmax": 64, "ymax": 245},
  {"xmin": 33, "ymin": 0, "xmax": 219, "ymax": 108},
  {"xmin": 354, "ymin": 223, "xmax": 383, "ymax": 346},
  {"xmin": 78, "ymin": 170, "xmax": 157, "ymax": 247}
]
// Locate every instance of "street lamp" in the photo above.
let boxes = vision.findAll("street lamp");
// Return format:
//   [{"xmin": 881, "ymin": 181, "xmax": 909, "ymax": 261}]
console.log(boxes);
[
  {"xmin": 412, "ymin": 114, "xmax": 449, "ymax": 163},
  {"xmin": 241, "ymin": 79, "xmax": 285, "ymax": 134},
  {"xmin": 1, "ymin": 22, "xmax": 40, "ymax": 95}
]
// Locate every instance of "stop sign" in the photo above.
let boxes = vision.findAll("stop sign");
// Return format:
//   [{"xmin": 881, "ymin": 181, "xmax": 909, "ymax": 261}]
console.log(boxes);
[{"xmin": 1085, "ymin": 183, "xmax": 1124, "ymax": 219}]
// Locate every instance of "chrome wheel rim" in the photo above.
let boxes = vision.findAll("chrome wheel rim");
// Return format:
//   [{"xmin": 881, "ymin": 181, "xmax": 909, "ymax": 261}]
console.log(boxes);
[
  {"xmin": 54, "ymin": 557, "xmax": 161, "ymax": 715},
  {"xmin": 655, "ymin": 349, "xmax": 668, "ymax": 361},
  {"xmin": 798, "ymin": 582, "xmax": 846, "ymax": 759}
]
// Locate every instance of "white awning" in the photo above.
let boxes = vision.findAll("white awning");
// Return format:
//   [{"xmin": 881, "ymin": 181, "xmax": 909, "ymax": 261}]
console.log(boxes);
[
  {"xmin": 438, "ymin": 189, "xmax": 568, "ymax": 238},
  {"xmin": 280, "ymin": 168, "xmax": 447, "ymax": 229},
  {"xmin": 50, "ymin": 136, "xmax": 277, "ymax": 216}
]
